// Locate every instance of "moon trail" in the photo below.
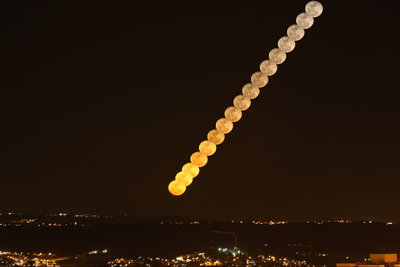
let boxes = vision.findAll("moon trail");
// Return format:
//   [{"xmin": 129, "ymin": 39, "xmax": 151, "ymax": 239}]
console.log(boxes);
[{"xmin": 168, "ymin": 1, "xmax": 324, "ymax": 196}]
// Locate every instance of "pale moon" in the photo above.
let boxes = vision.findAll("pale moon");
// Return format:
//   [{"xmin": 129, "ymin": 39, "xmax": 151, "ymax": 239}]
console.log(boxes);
[
  {"xmin": 269, "ymin": 48, "xmax": 287, "ymax": 64},
  {"xmin": 233, "ymin": 95, "xmax": 251, "ymax": 111},
  {"xmin": 224, "ymin": 106, "xmax": 242, "ymax": 122},
  {"xmin": 168, "ymin": 1, "xmax": 323, "ymax": 196},
  {"xmin": 242, "ymin": 83, "xmax": 260, "ymax": 100},
  {"xmin": 259, "ymin": 60, "xmax": 278, "ymax": 76}
]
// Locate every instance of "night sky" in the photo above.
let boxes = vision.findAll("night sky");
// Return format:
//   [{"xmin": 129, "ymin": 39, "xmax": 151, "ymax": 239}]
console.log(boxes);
[{"xmin": 1, "ymin": 1, "xmax": 400, "ymax": 221}]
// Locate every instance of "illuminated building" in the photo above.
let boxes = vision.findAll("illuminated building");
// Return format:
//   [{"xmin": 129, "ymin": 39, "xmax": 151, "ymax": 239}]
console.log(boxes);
[{"xmin": 337, "ymin": 254, "xmax": 400, "ymax": 267}]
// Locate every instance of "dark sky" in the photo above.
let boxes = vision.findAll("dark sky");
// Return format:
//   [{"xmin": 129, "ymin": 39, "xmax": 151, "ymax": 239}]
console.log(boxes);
[{"xmin": 1, "ymin": 1, "xmax": 400, "ymax": 221}]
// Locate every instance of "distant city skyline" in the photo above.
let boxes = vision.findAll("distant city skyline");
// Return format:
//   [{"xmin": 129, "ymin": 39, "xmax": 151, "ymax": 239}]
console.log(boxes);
[
  {"xmin": 1, "ymin": 214, "xmax": 399, "ymax": 265},
  {"xmin": 0, "ymin": 212, "xmax": 398, "ymax": 225}
]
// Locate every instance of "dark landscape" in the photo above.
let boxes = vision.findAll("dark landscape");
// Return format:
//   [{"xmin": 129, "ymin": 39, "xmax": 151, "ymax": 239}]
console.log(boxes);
[{"xmin": 1, "ymin": 214, "xmax": 400, "ymax": 266}]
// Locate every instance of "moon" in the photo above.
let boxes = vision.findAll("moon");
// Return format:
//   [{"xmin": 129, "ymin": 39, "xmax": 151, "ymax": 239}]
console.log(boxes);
[{"xmin": 168, "ymin": 1, "xmax": 323, "ymax": 196}]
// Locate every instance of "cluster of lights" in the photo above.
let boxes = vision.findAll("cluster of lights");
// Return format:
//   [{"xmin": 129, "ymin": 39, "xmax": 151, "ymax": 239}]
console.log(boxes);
[
  {"xmin": 108, "ymin": 254, "xmax": 209, "ymax": 267},
  {"xmin": 0, "ymin": 250, "xmax": 307, "ymax": 267},
  {"xmin": 107, "ymin": 253, "xmax": 303, "ymax": 267},
  {"xmin": 88, "ymin": 249, "xmax": 108, "ymax": 255},
  {"xmin": 306, "ymin": 220, "xmax": 352, "ymax": 224},
  {"xmin": 251, "ymin": 220, "xmax": 288, "ymax": 225},
  {"xmin": 0, "ymin": 251, "xmax": 58, "ymax": 267},
  {"xmin": 168, "ymin": 1, "xmax": 323, "ymax": 196},
  {"xmin": 262, "ymin": 255, "xmax": 306, "ymax": 266}
]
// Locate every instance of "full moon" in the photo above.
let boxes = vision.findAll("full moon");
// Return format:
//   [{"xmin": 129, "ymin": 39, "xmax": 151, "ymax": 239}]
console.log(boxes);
[
  {"xmin": 224, "ymin": 106, "xmax": 242, "ymax": 122},
  {"xmin": 207, "ymin": 129, "xmax": 225, "ymax": 145},
  {"xmin": 190, "ymin": 152, "xmax": 208, "ymax": 167},
  {"xmin": 168, "ymin": 180, "xmax": 186, "ymax": 196},
  {"xmin": 182, "ymin": 163, "xmax": 200, "ymax": 178},
  {"xmin": 168, "ymin": 1, "xmax": 323, "ymax": 196},
  {"xmin": 233, "ymin": 95, "xmax": 251, "ymax": 111},
  {"xmin": 216, "ymin": 118, "xmax": 234, "ymax": 134},
  {"xmin": 175, "ymin": 171, "xmax": 193, "ymax": 186},
  {"xmin": 199, "ymin": 140, "xmax": 217, "ymax": 156}
]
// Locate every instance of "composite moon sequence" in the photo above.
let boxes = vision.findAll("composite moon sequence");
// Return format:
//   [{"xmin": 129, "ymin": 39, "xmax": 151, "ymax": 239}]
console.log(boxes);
[{"xmin": 168, "ymin": 1, "xmax": 324, "ymax": 196}]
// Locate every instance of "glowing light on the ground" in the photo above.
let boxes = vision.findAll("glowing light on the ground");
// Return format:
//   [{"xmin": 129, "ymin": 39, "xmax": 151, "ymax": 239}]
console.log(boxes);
[{"xmin": 168, "ymin": 1, "xmax": 323, "ymax": 196}]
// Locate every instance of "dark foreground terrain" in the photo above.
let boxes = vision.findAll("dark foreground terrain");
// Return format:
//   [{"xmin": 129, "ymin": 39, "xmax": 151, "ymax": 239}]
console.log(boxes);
[{"xmin": 0, "ymin": 215, "xmax": 399, "ymax": 266}]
